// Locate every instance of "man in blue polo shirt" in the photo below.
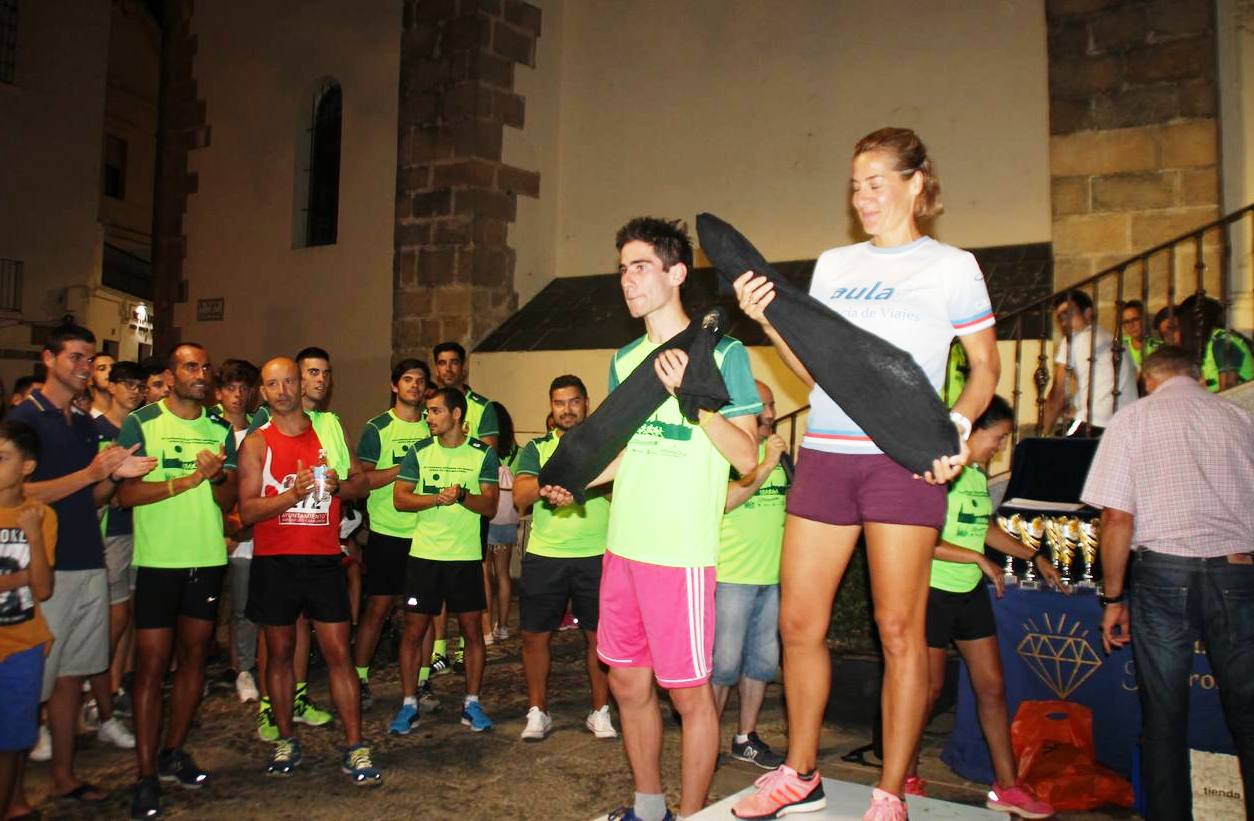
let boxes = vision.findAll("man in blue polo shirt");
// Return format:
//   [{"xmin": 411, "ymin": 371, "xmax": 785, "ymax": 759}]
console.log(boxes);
[{"xmin": 12, "ymin": 324, "xmax": 155, "ymax": 805}]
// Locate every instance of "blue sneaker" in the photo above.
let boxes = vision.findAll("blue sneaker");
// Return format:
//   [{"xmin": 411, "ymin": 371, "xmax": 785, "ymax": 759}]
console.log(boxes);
[
  {"xmin": 388, "ymin": 703, "xmax": 419, "ymax": 735},
  {"xmin": 607, "ymin": 807, "xmax": 674, "ymax": 821},
  {"xmin": 265, "ymin": 737, "xmax": 302, "ymax": 777},
  {"xmin": 341, "ymin": 743, "xmax": 383, "ymax": 787},
  {"xmin": 460, "ymin": 700, "xmax": 494, "ymax": 732}
]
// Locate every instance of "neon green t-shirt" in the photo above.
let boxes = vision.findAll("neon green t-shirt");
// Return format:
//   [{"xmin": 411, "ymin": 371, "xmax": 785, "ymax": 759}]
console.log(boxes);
[
  {"xmin": 943, "ymin": 339, "xmax": 968, "ymax": 408},
  {"xmin": 718, "ymin": 441, "xmax": 789, "ymax": 585},
  {"xmin": 515, "ymin": 431, "xmax": 610, "ymax": 559},
  {"xmin": 605, "ymin": 334, "xmax": 762, "ymax": 568},
  {"xmin": 929, "ymin": 466, "xmax": 991, "ymax": 593},
  {"xmin": 1202, "ymin": 328, "xmax": 1254, "ymax": 392},
  {"xmin": 357, "ymin": 409, "xmax": 431, "ymax": 538},
  {"xmin": 118, "ymin": 401, "xmax": 233, "ymax": 568},
  {"xmin": 463, "ymin": 389, "xmax": 499, "ymax": 439},
  {"xmin": 397, "ymin": 437, "xmax": 499, "ymax": 561}
]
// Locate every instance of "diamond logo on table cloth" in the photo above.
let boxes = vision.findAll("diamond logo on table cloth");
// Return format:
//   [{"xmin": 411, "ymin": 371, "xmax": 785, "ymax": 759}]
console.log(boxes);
[{"xmin": 1015, "ymin": 613, "xmax": 1102, "ymax": 699}]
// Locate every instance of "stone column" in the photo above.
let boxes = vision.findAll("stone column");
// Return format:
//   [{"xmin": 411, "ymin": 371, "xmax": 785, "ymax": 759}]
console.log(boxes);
[
  {"xmin": 393, "ymin": 0, "xmax": 542, "ymax": 363},
  {"xmin": 1047, "ymin": 0, "xmax": 1221, "ymax": 292}
]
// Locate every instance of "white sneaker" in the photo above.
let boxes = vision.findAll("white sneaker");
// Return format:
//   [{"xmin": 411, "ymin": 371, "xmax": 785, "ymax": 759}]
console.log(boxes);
[
  {"xmin": 492, "ymin": 626, "xmax": 510, "ymax": 642},
  {"xmin": 586, "ymin": 705, "xmax": 618, "ymax": 739},
  {"xmin": 80, "ymin": 698, "xmax": 100, "ymax": 732},
  {"xmin": 98, "ymin": 716, "xmax": 136, "ymax": 749},
  {"xmin": 236, "ymin": 670, "xmax": 260, "ymax": 703},
  {"xmin": 30, "ymin": 725, "xmax": 52, "ymax": 761},
  {"xmin": 520, "ymin": 706, "xmax": 552, "ymax": 741}
]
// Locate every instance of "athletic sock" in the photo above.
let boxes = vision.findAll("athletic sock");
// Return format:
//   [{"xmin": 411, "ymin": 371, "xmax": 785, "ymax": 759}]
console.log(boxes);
[
  {"xmin": 355, "ymin": 666, "xmax": 369, "ymax": 683},
  {"xmin": 295, "ymin": 681, "xmax": 308, "ymax": 695},
  {"xmin": 463, "ymin": 694, "xmax": 479, "ymax": 706},
  {"xmin": 458, "ymin": 636, "xmax": 465, "ymax": 649},
  {"xmin": 798, "ymin": 768, "xmax": 817, "ymax": 780},
  {"xmin": 634, "ymin": 792, "xmax": 667, "ymax": 821},
  {"xmin": 419, "ymin": 666, "xmax": 431, "ymax": 684},
  {"xmin": 734, "ymin": 732, "xmax": 750, "ymax": 744},
  {"xmin": 403, "ymin": 696, "xmax": 418, "ymax": 709},
  {"xmin": 259, "ymin": 696, "xmax": 270, "ymax": 713},
  {"xmin": 433, "ymin": 639, "xmax": 447, "ymax": 659}
]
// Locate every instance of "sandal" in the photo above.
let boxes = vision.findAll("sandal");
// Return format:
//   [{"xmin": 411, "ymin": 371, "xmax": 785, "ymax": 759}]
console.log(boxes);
[{"xmin": 54, "ymin": 782, "xmax": 108, "ymax": 803}]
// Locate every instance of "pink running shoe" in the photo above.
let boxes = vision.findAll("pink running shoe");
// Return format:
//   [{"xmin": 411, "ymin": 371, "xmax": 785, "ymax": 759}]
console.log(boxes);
[
  {"xmin": 904, "ymin": 775, "xmax": 928, "ymax": 797},
  {"xmin": 986, "ymin": 783, "xmax": 1053, "ymax": 818},
  {"xmin": 731, "ymin": 765, "xmax": 826, "ymax": 818},
  {"xmin": 862, "ymin": 787, "xmax": 908, "ymax": 821}
]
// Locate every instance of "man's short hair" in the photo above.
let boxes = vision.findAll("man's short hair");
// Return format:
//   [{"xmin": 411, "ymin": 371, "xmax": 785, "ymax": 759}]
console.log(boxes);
[
  {"xmin": 166, "ymin": 342, "xmax": 206, "ymax": 370},
  {"xmin": 295, "ymin": 346, "xmax": 331, "ymax": 367},
  {"xmin": 0, "ymin": 420, "xmax": 40, "ymax": 462},
  {"xmin": 430, "ymin": 386, "xmax": 467, "ymax": 420},
  {"xmin": 432, "ymin": 341, "xmax": 466, "ymax": 362},
  {"xmin": 44, "ymin": 323, "xmax": 96, "ymax": 354},
  {"xmin": 392, "ymin": 358, "xmax": 430, "ymax": 385},
  {"xmin": 13, "ymin": 376, "xmax": 36, "ymax": 396},
  {"xmin": 1141, "ymin": 345, "xmax": 1201, "ymax": 380},
  {"xmin": 549, "ymin": 374, "xmax": 587, "ymax": 398},
  {"xmin": 218, "ymin": 358, "xmax": 259, "ymax": 387},
  {"xmin": 108, "ymin": 361, "xmax": 147, "ymax": 384},
  {"xmin": 1053, "ymin": 289, "xmax": 1093, "ymax": 313},
  {"xmin": 974, "ymin": 395, "xmax": 1014, "ymax": 431},
  {"xmin": 615, "ymin": 217, "xmax": 694, "ymax": 272},
  {"xmin": 140, "ymin": 356, "xmax": 167, "ymax": 377}
]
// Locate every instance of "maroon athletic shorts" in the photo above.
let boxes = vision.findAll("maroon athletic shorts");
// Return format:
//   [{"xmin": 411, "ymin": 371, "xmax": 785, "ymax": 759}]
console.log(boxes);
[{"xmin": 786, "ymin": 449, "xmax": 946, "ymax": 529}]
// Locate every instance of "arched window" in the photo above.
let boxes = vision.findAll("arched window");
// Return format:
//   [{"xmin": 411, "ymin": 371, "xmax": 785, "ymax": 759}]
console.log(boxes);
[{"xmin": 303, "ymin": 81, "xmax": 341, "ymax": 247}]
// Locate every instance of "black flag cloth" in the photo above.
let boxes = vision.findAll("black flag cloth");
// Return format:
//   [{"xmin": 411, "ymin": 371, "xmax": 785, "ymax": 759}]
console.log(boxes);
[
  {"xmin": 695, "ymin": 212, "xmax": 958, "ymax": 475},
  {"xmin": 538, "ymin": 308, "xmax": 731, "ymax": 503}
]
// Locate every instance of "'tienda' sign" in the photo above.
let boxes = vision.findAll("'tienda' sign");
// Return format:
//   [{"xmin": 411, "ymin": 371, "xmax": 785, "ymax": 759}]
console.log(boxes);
[{"xmin": 197, "ymin": 298, "xmax": 225, "ymax": 322}]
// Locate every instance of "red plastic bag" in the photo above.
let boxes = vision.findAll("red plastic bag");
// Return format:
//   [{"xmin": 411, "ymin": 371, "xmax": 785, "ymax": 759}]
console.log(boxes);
[{"xmin": 1010, "ymin": 700, "xmax": 1134, "ymax": 810}]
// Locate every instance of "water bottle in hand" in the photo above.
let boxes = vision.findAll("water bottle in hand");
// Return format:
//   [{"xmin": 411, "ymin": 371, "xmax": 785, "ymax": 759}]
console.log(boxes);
[{"xmin": 312, "ymin": 448, "xmax": 329, "ymax": 503}]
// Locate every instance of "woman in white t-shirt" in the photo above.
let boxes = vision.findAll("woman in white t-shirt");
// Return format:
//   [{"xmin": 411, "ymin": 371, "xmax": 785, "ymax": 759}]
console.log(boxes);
[{"xmin": 730, "ymin": 128, "xmax": 999, "ymax": 821}]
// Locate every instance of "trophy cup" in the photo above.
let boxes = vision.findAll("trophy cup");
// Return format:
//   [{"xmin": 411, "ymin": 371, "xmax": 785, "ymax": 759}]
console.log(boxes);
[
  {"xmin": 996, "ymin": 514, "xmax": 1020, "ymax": 586},
  {"xmin": 1077, "ymin": 518, "xmax": 1100, "ymax": 589},
  {"xmin": 1057, "ymin": 517, "xmax": 1080, "ymax": 588},
  {"xmin": 1018, "ymin": 516, "xmax": 1044, "ymax": 590}
]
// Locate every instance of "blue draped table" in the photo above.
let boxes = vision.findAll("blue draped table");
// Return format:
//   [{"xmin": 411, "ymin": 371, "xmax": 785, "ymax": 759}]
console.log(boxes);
[{"xmin": 941, "ymin": 584, "xmax": 1235, "ymax": 784}]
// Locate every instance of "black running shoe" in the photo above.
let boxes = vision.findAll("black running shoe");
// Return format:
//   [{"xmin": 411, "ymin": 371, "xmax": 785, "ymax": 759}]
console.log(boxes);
[
  {"xmin": 157, "ymin": 748, "xmax": 209, "ymax": 789},
  {"xmin": 731, "ymin": 732, "xmax": 786, "ymax": 770},
  {"xmin": 130, "ymin": 776, "xmax": 161, "ymax": 819}
]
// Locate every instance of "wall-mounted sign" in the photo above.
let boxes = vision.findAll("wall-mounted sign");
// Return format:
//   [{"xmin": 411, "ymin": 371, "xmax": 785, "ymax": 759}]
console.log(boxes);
[{"xmin": 197, "ymin": 298, "xmax": 225, "ymax": 322}]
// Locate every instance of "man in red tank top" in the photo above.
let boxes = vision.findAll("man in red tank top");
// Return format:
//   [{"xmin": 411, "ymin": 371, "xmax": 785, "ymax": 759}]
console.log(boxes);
[{"xmin": 237, "ymin": 358, "xmax": 379, "ymax": 786}]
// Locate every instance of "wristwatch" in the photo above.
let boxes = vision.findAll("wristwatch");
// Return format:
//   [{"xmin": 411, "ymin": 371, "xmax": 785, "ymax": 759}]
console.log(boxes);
[
  {"xmin": 1098, "ymin": 590, "xmax": 1126, "ymax": 607},
  {"xmin": 456, "ymin": 486, "xmax": 469, "ymax": 505}
]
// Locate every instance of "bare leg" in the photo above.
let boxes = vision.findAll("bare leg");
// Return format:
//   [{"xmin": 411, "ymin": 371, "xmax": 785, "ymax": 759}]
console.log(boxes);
[
  {"xmin": 585, "ymin": 629, "xmax": 609, "ymax": 710},
  {"xmin": 48, "ymin": 676, "xmax": 101, "ymax": 797},
  {"xmin": 481, "ymin": 564, "xmax": 493, "ymax": 640},
  {"xmin": 908, "ymin": 648, "xmax": 949, "ymax": 778},
  {"xmin": 737, "ymin": 677, "xmax": 768, "ymax": 735},
  {"xmin": 352, "ymin": 595, "xmax": 398, "ymax": 671},
  {"xmin": 491, "ymin": 548, "xmax": 512, "ymax": 630},
  {"xmin": 109, "ymin": 599, "xmax": 132, "ymax": 693},
  {"xmin": 714, "ymin": 684, "xmax": 731, "ymax": 718},
  {"xmin": 5, "ymin": 752, "xmax": 31, "ymax": 818},
  {"xmin": 133, "ymin": 629, "xmax": 174, "ymax": 778},
  {"xmin": 294, "ymin": 615, "xmax": 311, "ymax": 684},
  {"xmin": 609, "ymin": 666, "xmax": 664, "ymax": 794},
  {"xmin": 864, "ymin": 522, "xmax": 937, "ymax": 798},
  {"xmin": 458, "ymin": 611, "xmax": 486, "ymax": 695},
  {"xmin": 0, "ymin": 752, "xmax": 20, "ymax": 821},
  {"xmin": 256, "ymin": 631, "xmax": 269, "ymax": 698},
  {"xmin": 262, "ymin": 625, "xmax": 297, "ymax": 738},
  {"xmin": 780, "ymin": 517, "xmax": 861, "ymax": 773},
  {"xmin": 522, "ymin": 630, "xmax": 551, "ymax": 711},
  {"xmin": 433, "ymin": 606, "xmax": 448, "ymax": 655},
  {"xmin": 88, "ymin": 671, "xmax": 114, "ymax": 722},
  {"xmin": 670, "ymin": 683, "xmax": 720, "ymax": 816},
  {"xmin": 313, "ymin": 620, "xmax": 361, "ymax": 746},
  {"xmin": 400, "ymin": 613, "xmax": 432, "ymax": 698},
  {"xmin": 421, "ymin": 619, "xmax": 435, "ymax": 677},
  {"xmin": 957, "ymin": 636, "xmax": 1018, "ymax": 787},
  {"xmin": 164, "ymin": 616, "xmax": 214, "ymax": 751}
]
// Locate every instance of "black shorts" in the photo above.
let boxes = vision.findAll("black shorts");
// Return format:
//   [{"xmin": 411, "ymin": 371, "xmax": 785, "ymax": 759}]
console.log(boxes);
[
  {"xmin": 246, "ymin": 554, "xmax": 350, "ymax": 626},
  {"xmin": 133, "ymin": 566, "xmax": 226, "ymax": 630},
  {"xmin": 519, "ymin": 553, "xmax": 602, "ymax": 633},
  {"xmin": 364, "ymin": 531, "xmax": 410, "ymax": 597},
  {"xmin": 403, "ymin": 557, "xmax": 486, "ymax": 615},
  {"xmin": 925, "ymin": 583, "xmax": 997, "ymax": 649}
]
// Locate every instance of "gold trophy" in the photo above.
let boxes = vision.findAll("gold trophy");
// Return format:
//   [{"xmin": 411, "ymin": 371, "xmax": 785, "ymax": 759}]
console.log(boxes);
[
  {"xmin": 1077, "ymin": 518, "xmax": 1100, "ymax": 589},
  {"xmin": 996, "ymin": 514, "xmax": 1020, "ymax": 586},
  {"xmin": 1057, "ymin": 516, "xmax": 1080, "ymax": 588},
  {"xmin": 1018, "ymin": 516, "xmax": 1045, "ymax": 590}
]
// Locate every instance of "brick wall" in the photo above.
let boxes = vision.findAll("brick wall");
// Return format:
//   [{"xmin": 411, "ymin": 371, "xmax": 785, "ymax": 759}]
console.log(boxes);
[
  {"xmin": 1048, "ymin": 0, "xmax": 1221, "ymax": 292},
  {"xmin": 151, "ymin": 0, "xmax": 209, "ymax": 353},
  {"xmin": 392, "ymin": 0, "xmax": 541, "ymax": 364}
]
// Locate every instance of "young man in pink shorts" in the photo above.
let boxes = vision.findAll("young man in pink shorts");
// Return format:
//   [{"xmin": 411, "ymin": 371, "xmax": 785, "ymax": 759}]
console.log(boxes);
[{"xmin": 544, "ymin": 217, "xmax": 761, "ymax": 820}]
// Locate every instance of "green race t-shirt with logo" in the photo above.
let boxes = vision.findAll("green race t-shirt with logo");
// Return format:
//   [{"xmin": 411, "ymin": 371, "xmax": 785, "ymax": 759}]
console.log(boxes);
[
  {"xmin": 358, "ymin": 409, "xmax": 431, "ymax": 538},
  {"xmin": 515, "ymin": 431, "xmax": 610, "ymax": 558},
  {"xmin": 1202, "ymin": 328, "xmax": 1254, "ymax": 392},
  {"xmin": 929, "ymin": 465, "xmax": 991, "ymax": 593},
  {"xmin": 397, "ymin": 437, "xmax": 499, "ymax": 561},
  {"xmin": 718, "ymin": 441, "xmax": 789, "ymax": 585},
  {"xmin": 464, "ymin": 389, "xmax": 499, "ymax": 440},
  {"xmin": 606, "ymin": 334, "xmax": 762, "ymax": 568},
  {"xmin": 118, "ymin": 401, "xmax": 233, "ymax": 568}
]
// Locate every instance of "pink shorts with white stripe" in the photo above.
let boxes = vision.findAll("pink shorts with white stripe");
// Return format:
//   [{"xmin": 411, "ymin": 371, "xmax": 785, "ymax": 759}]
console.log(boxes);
[{"xmin": 596, "ymin": 551, "xmax": 715, "ymax": 688}]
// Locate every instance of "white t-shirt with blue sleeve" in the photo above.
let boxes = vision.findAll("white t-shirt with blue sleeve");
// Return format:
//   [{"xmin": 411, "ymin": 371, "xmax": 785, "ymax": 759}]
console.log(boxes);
[{"xmin": 803, "ymin": 236, "xmax": 995, "ymax": 454}]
